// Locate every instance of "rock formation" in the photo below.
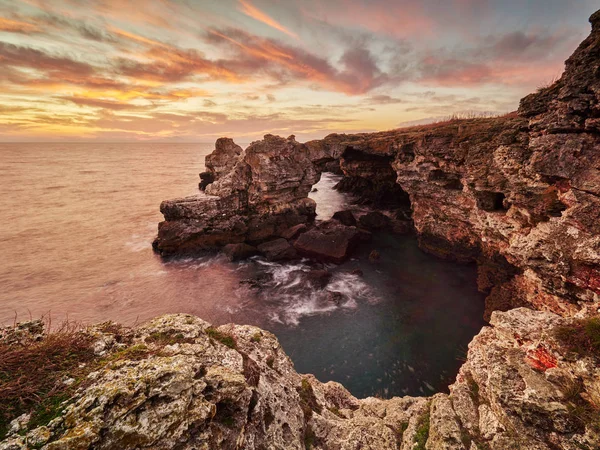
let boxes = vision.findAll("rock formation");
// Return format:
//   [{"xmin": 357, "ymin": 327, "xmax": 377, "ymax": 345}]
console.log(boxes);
[
  {"xmin": 154, "ymin": 11, "xmax": 600, "ymax": 324},
  {"xmin": 1, "ymin": 309, "xmax": 598, "ymax": 450},
  {"xmin": 153, "ymin": 135, "xmax": 320, "ymax": 256}
]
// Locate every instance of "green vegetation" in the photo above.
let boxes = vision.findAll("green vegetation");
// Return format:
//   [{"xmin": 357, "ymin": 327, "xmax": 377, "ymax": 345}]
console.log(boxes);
[
  {"xmin": 414, "ymin": 408, "xmax": 430, "ymax": 450},
  {"xmin": 206, "ymin": 327, "xmax": 237, "ymax": 349},
  {"xmin": 554, "ymin": 317, "xmax": 600, "ymax": 358},
  {"xmin": 0, "ymin": 327, "xmax": 96, "ymax": 439},
  {"xmin": 251, "ymin": 332, "xmax": 262, "ymax": 343},
  {"xmin": 304, "ymin": 424, "xmax": 316, "ymax": 449},
  {"xmin": 297, "ymin": 378, "xmax": 321, "ymax": 420},
  {"xmin": 328, "ymin": 407, "xmax": 343, "ymax": 418},
  {"xmin": 464, "ymin": 372, "xmax": 480, "ymax": 405}
]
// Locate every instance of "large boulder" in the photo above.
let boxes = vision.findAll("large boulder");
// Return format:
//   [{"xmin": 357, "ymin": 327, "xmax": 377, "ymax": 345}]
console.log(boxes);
[
  {"xmin": 257, "ymin": 238, "xmax": 297, "ymax": 261},
  {"xmin": 332, "ymin": 210, "xmax": 357, "ymax": 226},
  {"xmin": 293, "ymin": 221, "xmax": 361, "ymax": 263}
]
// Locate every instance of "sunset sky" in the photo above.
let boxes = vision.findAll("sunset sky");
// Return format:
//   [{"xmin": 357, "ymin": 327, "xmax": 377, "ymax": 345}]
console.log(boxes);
[{"xmin": 0, "ymin": 0, "xmax": 597, "ymax": 142}]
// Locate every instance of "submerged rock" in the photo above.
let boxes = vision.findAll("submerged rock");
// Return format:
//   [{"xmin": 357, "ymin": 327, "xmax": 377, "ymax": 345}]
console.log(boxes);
[
  {"xmin": 358, "ymin": 211, "xmax": 390, "ymax": 231},
  {"xmin": 257, "ymin": 238, "xmax": 297, "ymax": 261},
  {"xmin": 222, "ymin": 243, "xmax": 258, "ymax": 261}
]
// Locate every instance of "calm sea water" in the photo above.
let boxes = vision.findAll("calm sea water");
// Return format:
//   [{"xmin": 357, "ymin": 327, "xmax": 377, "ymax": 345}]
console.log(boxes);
[{"xmin": 0, "ymin": 142, "xmax": 485, "ymax": 398}]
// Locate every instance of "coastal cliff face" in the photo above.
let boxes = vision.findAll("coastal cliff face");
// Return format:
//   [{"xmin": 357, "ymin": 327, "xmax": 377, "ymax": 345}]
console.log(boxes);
[
  {"xmin": 1, "ymin": 310, "xmax": 599, "ymax": 450},
  {"xmin": 306, "ymin": 11, "xmax": 600, "ymax": 320},
  {"xmin": 153, "ymin": 12, "xmax": 600, "ymax": 325},
  {"xmin": 2, "ymin": 10, "xmax": 599, "ymax": 450}
]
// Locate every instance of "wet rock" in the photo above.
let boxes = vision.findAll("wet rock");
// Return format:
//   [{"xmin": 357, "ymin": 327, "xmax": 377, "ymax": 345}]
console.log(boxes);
[
  {"xmin": 368, "ymin": 250, "xmax": 381, "ymax": 263},
  {"xmin": 358, "ymin": 211, "xmax": 390, "ymax": 230},
  {"xmin": 240, "ymin": 273, "xmax": 273, "ymax": 289},
  {"xmin": 326, "ymin": 291, "xmax": 344, "ymax": 305},
  {"xmin": 390, "ymin": 219, "xmax": 412, "ymax": 235},
  {"xmin": 293, "ymin": 221, "xmax": 360, "ymax": 263},
  {"xmin": 257, "ymin": 238, "xmax": 297, "ymax": 261},
  {"xmin": 332, "ymin": 210, "xmax": 357, "ymax": 226},
  {"xmin": 198, "ymin": 171, "xmax": 214, "ymax": 191},
  {"xmin": 279, "ymin": 223, "xmax": 307, "ymax": 240},
  {"xmin": 222, "ymin": 243, "xmax": 258, "ymax": 261}
]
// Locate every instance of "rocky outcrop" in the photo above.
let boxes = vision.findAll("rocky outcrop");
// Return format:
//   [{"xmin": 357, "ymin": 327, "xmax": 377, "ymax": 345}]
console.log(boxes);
[
  {"xmin": 301, "ymin": 11, "xmax": 600, "ymax": 320},
  {"xmin": 2, "ymin": 310, "xmax": 598, "ymax": 450},
  {"xmin": 293, "ymin": 220, "xmax": 362, "ymax": 263},
  {"xmin": 154, "ymin": 135, "xmax": 322, "ymax": 257}
]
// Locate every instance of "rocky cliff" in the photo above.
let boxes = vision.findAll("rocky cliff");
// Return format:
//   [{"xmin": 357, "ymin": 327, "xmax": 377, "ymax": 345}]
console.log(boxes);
[
  {"xmin": 1, "ymin": 309, "xmax": 599, "ymax": 450},
  {"xmin": 153, "ymin": 12, "xmax": 600, "ymax": 326},
  {"xmin": 2, "ymin": 9, "xmax": 599, "ymax": 450}
]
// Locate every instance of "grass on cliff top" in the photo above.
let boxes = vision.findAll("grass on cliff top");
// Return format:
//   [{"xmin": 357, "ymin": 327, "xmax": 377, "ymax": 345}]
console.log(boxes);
[
  {"xmin": 554, "ymin": 317, "xmax": 600, "ymax": 358},
  {"xmin": 0, "ymin": 324, "xmax": 97, "ymax": 440},
  {"xmin": 414, "ymin": 407, "xmax": 431, "ymax": 450},
  {"xmin": 206, "ymin": 327, "xmax": 237, "ymax": 349}
]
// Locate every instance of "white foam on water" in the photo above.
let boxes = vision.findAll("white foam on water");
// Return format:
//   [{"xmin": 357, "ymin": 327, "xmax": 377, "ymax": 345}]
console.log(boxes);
[{"xmin": 248, "ymin": 258, "xmax": 380, "ymax": 326}]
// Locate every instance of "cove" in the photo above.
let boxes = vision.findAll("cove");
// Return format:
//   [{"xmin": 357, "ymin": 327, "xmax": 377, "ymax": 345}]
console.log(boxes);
[
  {"xmin": 261, "ymin": 231, "xmax": 486, "ymax": 398},
  {"xmin": 228, "ymin": 173, "xmax": 487, "ymax": 398}
]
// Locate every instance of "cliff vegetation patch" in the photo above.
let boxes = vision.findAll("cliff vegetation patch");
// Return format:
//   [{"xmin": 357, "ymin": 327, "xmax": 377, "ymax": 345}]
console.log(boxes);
[
  {"xmin": 0, "ymin": 324, "xmax": 96, "ymax": 439},
  {"xmin": 554, "ymin": 317, "xmax": 600, "ymax": 358}
]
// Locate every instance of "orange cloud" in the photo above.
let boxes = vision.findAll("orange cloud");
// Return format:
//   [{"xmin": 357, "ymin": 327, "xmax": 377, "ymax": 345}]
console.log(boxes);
[
  {"xmin": 0, "ymin": 17, "xmax": 40, "ymax": 33},
  {"xmin": 238, "ymin": 0, "xmax": 298, "ymax": 39}
]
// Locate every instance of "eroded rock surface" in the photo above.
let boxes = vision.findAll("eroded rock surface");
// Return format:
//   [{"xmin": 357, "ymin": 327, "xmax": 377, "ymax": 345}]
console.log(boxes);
[{"xmin": 2, "ymin": 309, "xmax": 599, "ymax": 450}]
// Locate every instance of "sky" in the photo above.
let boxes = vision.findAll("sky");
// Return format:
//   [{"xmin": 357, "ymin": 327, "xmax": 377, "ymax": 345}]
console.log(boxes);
[{"xmin": 0, "ymin": 0, "xmax": 597, "ymax": 142}]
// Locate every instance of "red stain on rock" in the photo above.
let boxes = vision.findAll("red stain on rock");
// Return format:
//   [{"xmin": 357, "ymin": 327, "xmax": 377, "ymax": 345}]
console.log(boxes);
[
  {"xmin": 525, "ymin": 346, "xmax": 558, "ymax": 371},
  {"xmin": 568, "ymin": 263, "xmax": 600, "ymax": 295}
]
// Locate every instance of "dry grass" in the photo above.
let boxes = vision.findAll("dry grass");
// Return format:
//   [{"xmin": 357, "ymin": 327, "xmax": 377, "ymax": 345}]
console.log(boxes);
[
  {"xmin": 0, "ymin": 323, "xmax": 96, "ymax": 438},
  {"xmin": 554, "ymin": 317, "xmax": 600, "ymax": 358}
]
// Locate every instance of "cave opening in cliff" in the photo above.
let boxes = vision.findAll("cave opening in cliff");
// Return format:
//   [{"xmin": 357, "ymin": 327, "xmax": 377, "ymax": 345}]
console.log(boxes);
[{"xmin": 332, "ymin": 147, "xmax": 413, "ymax": 218}]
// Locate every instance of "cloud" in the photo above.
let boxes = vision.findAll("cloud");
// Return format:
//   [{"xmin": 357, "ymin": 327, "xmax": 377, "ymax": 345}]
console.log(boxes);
[
  {"xmin": 367, "ymin": 95, "xmax": 402, "ymax": 104},
  {"xmin": 205, "ymin": 27, "xmax": 390, "ymax": 94},
  {"xmin": 0, "ymin": 17, "xmax": 40, "ymax": 33},
  {"xmin": 58, "ymin": 96, "xmax": 155, "ymax": 111},
  {"xmin": 238, "ymin": 0, "xmax": 298, "ymax": 39},
  {"xmin": 417, "ymin": 28, "xmax": 579, "ymax": 87}
]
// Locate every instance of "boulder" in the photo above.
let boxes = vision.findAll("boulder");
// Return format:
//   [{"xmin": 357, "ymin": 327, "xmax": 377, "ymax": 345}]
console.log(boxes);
[
  {"xmin": 257, "ymin": 238, "xmax": 297, "ymax": 261},
  {"xmin": 332, "ymin": 210, "xmax": 357, "ymax": 226},
  {"xmin": 358, "ymin": 211, "xmax": 390, "ymax": 230},
  {"xmin": 222, "ymin": 243, "xmax": 258, "ymax": 261},
  {"xmin": 279, "ymin": 223, "xmax": 307, "ymax": 240},
  {"xmin": 368, "ymin": 250, "xmax": 381, "ymax": 263},
  {"xmin": 198, "ymin": 171, "xmax": 214, "ymax": 191},
  {"xmin": 306, "ymin": 269, "xmax": 332, "ymax": 289},
  {"xmin": 293, "ymin": 221, "xmax": 360, "ymax": 263}
]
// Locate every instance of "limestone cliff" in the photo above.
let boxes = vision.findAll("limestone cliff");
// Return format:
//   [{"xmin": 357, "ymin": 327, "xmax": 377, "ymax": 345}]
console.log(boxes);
[{"xmin": 1, "ymin": 310, "xmax": 599, "ymax": 450}]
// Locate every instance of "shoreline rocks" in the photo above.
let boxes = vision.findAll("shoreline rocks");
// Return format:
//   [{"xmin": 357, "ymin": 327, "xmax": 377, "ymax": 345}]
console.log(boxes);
[{"xmin": 1, "ymin": 309, "xmax": 599, "ymax": 449}]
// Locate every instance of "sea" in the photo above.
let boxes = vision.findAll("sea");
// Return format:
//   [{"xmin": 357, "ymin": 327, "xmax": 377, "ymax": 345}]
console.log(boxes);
[{"xmin": 0, "ymin": 142, "xmax": 485, "ymax": 398}]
